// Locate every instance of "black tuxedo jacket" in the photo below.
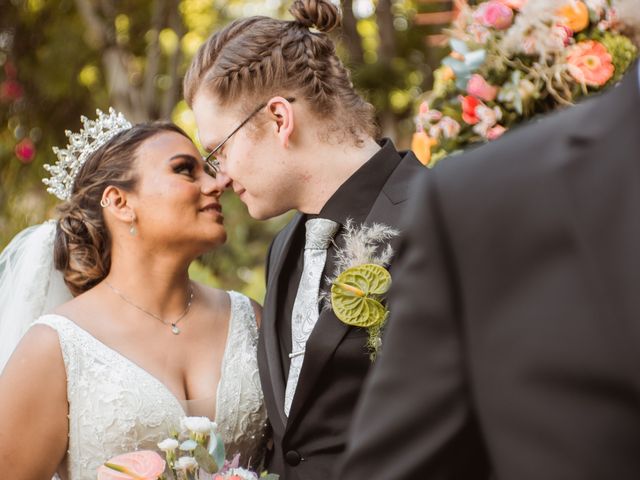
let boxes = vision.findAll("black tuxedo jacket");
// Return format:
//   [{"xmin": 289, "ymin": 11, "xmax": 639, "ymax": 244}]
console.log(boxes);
[
  {"xmin": 340, "ymin": 63, "xmax": 640, "ymax": 479},
  {"xmin": 258, "ymin": 145, "xmax": 424, "ymax": 480}
]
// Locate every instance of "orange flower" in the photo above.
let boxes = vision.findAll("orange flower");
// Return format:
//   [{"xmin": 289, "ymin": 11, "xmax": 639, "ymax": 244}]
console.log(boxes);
[
  {"xmin": 411, "ymin": 131, "xmax": 436, "ymax": 166},
  {"xmin": 566, "ymin": 40, "xmax": 614, "ymax": 87},
  {"xmin": 97, "ymin": 451, "xmax": 166, "ymax": 480},
  {"xmin": 440, "ymin": 65, "xmax": 455, "ymax": 82},
  {"xmin": 558, "ymin": 1, "xmax": 590, "ymax": 33}
]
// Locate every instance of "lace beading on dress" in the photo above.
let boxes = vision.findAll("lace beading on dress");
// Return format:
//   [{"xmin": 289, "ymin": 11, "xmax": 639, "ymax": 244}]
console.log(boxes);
[
  {"xmin": 33, "ymin": 291, "xmax": 266, "ymax": 480},
  {"xmin": 216, "ymin": 291, "xmax": 268, "ymax": 466}
]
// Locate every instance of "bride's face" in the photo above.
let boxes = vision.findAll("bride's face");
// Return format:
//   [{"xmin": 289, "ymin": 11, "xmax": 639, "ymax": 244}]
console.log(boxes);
[{"xmin": 127, "ymin": 130, "xmax": 227, "ymax": 254}]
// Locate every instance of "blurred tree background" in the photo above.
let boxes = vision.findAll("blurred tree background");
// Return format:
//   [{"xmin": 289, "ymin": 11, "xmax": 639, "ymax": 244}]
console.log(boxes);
[{"xmin": 0, "ymin": 0, "xmax": 452, "ymax": 301}]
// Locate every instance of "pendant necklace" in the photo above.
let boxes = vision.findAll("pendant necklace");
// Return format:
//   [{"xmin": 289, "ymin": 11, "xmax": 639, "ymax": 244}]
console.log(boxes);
[{"xmin": 104, "ymin": 281, "xmax": 194, "ymax": 335}]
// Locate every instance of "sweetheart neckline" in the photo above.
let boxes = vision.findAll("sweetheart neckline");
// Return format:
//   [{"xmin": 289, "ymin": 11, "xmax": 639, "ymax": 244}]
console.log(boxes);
[{"xmin": 40, "ymin": 291, "xmax": 239, "ymax": 420}]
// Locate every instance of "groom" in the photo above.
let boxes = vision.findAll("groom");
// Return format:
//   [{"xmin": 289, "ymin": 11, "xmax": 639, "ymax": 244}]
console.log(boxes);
[
  {"xmin": 183, "ymin": 5, "xmax": 424, "ymax": 476},
  {"xmin": 254, "ymin": 137, "xmax": 422, "ymax": 479},
  {"xmin": 339, "ymin": 60, "xmax": 640, "ymax": 479},
  {"xmin": 185, "ymin": 61, "xmax": 424, "ymax": 480},
  {"xmin": 203, "ymin": 130, "xmax": 422, "ymax": 478},
  {"xmin": 188, "ymin": 99, "xmax": 424, "ymax": 474}
]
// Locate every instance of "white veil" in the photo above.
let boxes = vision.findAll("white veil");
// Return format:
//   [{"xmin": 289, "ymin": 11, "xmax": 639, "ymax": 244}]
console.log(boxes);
[{"xmin": 0, "ymin": 220, "xmax": 73, "ymax": 373}]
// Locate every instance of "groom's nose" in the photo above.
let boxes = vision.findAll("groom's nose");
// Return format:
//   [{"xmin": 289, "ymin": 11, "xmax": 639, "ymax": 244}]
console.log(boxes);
[{"xmin": 213, "ymin": 171, "xmax": 232, "ymax": 190}]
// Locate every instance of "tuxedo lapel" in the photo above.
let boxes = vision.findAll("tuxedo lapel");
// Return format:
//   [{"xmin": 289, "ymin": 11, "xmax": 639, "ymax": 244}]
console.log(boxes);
[
  {"xmin": 284, "ymin": 152, "xmax": 424, "ymax": 430},
  {"xmin": 259, "ymin": 211, "xmax": 305, "ymax": 429}
]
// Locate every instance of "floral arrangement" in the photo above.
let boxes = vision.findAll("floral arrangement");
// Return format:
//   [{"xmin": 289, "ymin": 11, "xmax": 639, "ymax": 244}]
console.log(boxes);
[
  {"xmin": 412, "ymin": 0, "xmax": 639, "ymax": 166},
  {"xmin": 97, "ymin": 416, "xmax": 278, "ymax": 480},
  {"xmin": 324, "ymin": 220, "xmax": 399, "ymax": 361}
]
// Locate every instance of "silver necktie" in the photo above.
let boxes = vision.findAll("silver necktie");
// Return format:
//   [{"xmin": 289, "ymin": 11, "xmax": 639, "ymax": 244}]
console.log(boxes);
[{"xmin": 284, "ymin": 218, "xmax": 339, "ymax": 417}]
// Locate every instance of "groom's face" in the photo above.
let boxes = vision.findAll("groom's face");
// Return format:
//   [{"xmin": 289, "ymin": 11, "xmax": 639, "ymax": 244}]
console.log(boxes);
[{"xmin": 192, "ymin": 91, "xmax": 298, "ymax": 220}]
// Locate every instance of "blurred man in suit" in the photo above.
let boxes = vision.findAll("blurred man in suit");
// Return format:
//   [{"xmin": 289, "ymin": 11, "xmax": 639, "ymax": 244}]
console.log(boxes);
[{"xmin": 339, "ymin": 60, "xmax": 640, "ymax": 480}]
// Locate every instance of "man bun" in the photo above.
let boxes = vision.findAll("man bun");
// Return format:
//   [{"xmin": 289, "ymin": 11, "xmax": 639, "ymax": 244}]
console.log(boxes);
[{"xmin": 289, "ymin": 0, "xmax": 341, "ymax": 33}]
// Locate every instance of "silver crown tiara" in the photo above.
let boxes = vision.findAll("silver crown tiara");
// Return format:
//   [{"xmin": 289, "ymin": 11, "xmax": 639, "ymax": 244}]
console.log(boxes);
[{"xmin": 43, "ymin": 108, "xmax": 132, "ymax": 201}]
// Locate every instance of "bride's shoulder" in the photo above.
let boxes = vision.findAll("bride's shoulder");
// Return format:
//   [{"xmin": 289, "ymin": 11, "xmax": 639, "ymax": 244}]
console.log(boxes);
[
  {"xmin": 5, "ymin": 317, "xmax": 66, "ymax": 377},
  {"xmin": 193, "ymin": 283, "xmax": 262, "ymax": 328}
]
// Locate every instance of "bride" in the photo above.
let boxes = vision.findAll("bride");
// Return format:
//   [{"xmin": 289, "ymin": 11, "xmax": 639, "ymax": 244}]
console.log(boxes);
[{"xmin": 0, "ymin": 109, "xmax": 267, "ymax": 479}]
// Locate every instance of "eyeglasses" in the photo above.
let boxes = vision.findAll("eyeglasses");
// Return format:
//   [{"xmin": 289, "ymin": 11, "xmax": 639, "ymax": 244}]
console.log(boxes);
[{"xmin": 203, "ymin": 97, "xmax": 296, "ymax": 178}]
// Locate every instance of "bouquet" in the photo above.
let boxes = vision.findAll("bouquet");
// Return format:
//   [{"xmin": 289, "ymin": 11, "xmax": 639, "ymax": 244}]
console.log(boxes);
[
  {"xmin": 97, "ymin": 416, "xmax": 278, "ymax": 480},
  {"xmin": 412, "ymin": 0, "xmax": 639, "ymax": 166}
]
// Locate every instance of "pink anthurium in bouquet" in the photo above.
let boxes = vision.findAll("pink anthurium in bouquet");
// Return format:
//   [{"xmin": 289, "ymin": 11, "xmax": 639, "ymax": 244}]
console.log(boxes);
[
  {"xmin": 97, "ymin": 451, "xmax": 166, "ymax": 480},
  {"xmin": 96, "ymin": 417, "xmax": 279, "ymax": 480}
]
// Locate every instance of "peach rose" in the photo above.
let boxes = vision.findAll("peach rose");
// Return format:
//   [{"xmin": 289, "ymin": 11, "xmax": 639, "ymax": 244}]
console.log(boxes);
[
  {"xmin": 474, "ymin": 1, "xmax": 514, "ymax": 30},
  {"xmin": 466, "ymin": 74, "xmax": 499, "ymax": 102},
  {"xmin": 97, "ymin": 451, "xmax": 166, "ymax": 480},
  {"xmin": 566, "ymin": 40, "xmax": 614, "ymax": 87},
  {"xmin": 558, "ymin": 1, "xmax": 590, "ymax": 33}
]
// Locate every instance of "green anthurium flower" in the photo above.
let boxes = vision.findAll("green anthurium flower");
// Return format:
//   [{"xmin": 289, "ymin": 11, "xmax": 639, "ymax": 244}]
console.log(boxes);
[{"xmin": 331, "ymin": 263, "xmax": 391, "ymax": 328}]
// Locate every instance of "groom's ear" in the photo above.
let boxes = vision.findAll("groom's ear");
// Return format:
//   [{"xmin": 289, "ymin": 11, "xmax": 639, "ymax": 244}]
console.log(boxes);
[
  {"xmin": 102, "ymin": 186, "xmax": 135, "ymax": 224},
  {"xmin": 266, "ymin": 96, "xmax": 294, "ymax": 148}
]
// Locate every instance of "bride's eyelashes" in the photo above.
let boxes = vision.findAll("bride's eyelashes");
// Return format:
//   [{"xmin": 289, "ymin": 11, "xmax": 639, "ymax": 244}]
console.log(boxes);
[
  {"xmin": 169, "ymin": 155, "xmax": 199, "ymax": 178},
  {"xmin": 174, "ymin": 162, "xmax": 195, "ymax": 176}
]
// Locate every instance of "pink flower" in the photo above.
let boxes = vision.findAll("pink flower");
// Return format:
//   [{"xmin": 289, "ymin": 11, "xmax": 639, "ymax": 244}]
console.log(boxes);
[
  {"xmin": 429, "ymin": 116, "xmax": 461, "ymax": 140},
  {"xmin": 597, "ymin": 7, "xmax": 619, "ymax": 31},
  {"xmin": 566, "ymin": 40, "xmax": 614, "ymax": 87},
  {"xmin": 553, "ymin": 24, "xmax": 573, "ymax": 47},
  {"xmin": 468, "ymin": 23, "xmax": 491, "ymax": 44},
  {"xmin": 472, "ymin": 105, "xmax": 503, "ymax": 137},
  {"xmin": 487, "ymin": 125, "xmax": 507, "ymax": 140},
  {"xmin": 466, "ymin": 74, "xmax": 498, "ymax": 102},
  {"xmin": 15, "ymin": 138, "xmax": 35, "ymax": 164},
  {"xmin": 417, "ymin": 102, "xmax": 442, "ymax": 123},
  {"xmin": 97, "ymin": 451, "xmax": 166, "ymax": 480},
  {"xmin": 459, "ymin": 95, "xmax": 483, "ymax": 125},
  {"xmin": 0, "ymin": 80, "xmax": 23, "ymax": 102},
  {"xmin": 474, "ymin": 1, "xmax": 514, "ymax": 30}
]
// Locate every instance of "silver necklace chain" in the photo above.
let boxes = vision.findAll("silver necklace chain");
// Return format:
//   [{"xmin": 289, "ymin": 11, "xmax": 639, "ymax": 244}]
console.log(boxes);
[{"xmin": 104, "ymin": 280, "xmax": 194, "ymax": 335}]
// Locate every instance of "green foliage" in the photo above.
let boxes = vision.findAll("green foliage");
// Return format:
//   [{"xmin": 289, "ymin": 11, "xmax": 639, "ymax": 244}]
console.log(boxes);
[
  {"xmin": 1, "ymin": 0, "xmax": 439, "ymax": 301},
  {"xmin": 194, "ymin": 444, "xmax": 218, "ymax": 473},
  {"xmin": 601, "ymin": 33, "xmax": 638, "ymax": 84}
]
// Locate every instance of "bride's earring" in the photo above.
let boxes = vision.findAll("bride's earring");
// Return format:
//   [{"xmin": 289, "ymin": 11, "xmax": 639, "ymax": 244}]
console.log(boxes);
[
  {"xmin": 100, "ymin": 197, "xmax": 111, "ymax": 208},
  {"xmin": 129, "ymin": 215, "xmax": 137, "ymax": 236}
]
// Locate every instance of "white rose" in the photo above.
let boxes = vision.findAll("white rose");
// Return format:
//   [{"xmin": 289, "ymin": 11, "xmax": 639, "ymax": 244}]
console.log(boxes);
[
  {"xmin": 175, "ymin": 456, "xmax": 198, "ymax": 471},
  {"xmin": 157, "ymin": 438, "xmax": 179, "ymax": 452},
  {"xmin": 181, "ymin": 416, "xmax": 212, "ymax": 434}
]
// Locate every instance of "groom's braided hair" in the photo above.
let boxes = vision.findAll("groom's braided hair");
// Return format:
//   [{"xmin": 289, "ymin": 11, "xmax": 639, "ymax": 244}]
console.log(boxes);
[
  {"xmin": 54, "ymin": 122, "xmax": 189, "ymax": 296},
  {"xmin": 183, "ymin": 0, "xmax": 377, "ymax": 144}
]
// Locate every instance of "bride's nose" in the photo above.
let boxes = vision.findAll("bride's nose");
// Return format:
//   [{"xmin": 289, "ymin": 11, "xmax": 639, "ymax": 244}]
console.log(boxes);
[{"xmin": 201, "ymin": 172, "xmax": 227, "ymax": 196}]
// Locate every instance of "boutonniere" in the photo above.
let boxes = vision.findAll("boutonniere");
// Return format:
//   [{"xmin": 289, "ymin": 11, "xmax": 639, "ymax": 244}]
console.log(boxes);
[{"xmin": 323, "ymin": 219, "xmax": 399, "ymax": 361}]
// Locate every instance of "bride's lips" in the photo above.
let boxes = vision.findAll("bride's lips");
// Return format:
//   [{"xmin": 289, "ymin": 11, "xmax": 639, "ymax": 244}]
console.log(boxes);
[{"xmin": 199, "ymin": 202, "xmax": 224, "ymax": 221}]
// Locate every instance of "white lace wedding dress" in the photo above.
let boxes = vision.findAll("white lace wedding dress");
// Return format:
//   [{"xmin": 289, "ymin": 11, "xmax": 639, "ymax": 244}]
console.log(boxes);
[{"xmin": 32, "ymin": 291, "xmax": 267, "ymax": 480}]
